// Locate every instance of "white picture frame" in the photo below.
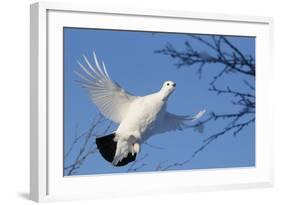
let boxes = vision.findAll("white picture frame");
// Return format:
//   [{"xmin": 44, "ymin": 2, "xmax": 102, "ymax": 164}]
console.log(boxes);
[{"xmin": 30, "ymin": 2, "xmax": 274, "ymax": 202}]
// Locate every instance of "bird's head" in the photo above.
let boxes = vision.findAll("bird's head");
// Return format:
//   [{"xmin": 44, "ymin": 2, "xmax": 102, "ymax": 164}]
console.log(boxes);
[{"xmin": 159, "ymin": 80, "xmax": 176, "ymax": 101}]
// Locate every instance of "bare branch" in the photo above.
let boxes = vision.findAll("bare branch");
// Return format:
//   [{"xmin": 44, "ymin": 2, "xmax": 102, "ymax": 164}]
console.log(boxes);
[
  {"xmin": 155, "ymin": 34, "xmax": 255, "ymax": 170},
  {"xmin": 208, "ymin": 84, "xmax": 255, "ymax": 98},
  {"xmin": 155, "ymin": 35, "xmax": 255, "ymax": 76},
  {"xmin": 64, "ymin": 114, "xmax": 113, "ymax": 176},
  {"xmin": 158, "ymin": 159, "xmax": 191, "ymax": 171},
  {"xmin": 143, "ymin": 142, "xmax": 165, "ymax": 150},
  {"xmin": 127, "ymin": 153, "xmax": 149, "ymax": 172}
]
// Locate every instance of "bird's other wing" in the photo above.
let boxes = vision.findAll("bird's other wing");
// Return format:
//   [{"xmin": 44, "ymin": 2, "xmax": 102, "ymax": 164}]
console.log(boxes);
[
  {"xmin": 156, "ymin": 110, "xmax": 206, "ymax": 134},
  {"xmin": 76, "ymin": 52, "xmax": 138, "ymax": 123}
]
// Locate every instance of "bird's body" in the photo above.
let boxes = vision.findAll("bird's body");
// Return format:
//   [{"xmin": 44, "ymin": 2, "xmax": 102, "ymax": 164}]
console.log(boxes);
[
  {"xmin": 77, "ymin": 53, "xmax": 205, "ymax": 166},
  {"xmin": 116, "ymin": 92, "xmax": 165, "ymax": 143}
]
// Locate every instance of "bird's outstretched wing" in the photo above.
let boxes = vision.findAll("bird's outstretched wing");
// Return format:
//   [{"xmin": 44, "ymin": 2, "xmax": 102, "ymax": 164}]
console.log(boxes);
[
  {"xmin": 156, "ymin": 110, "xmax": 206, "ymax": 134},
  {"xmin": 76, "ymin": 52, "xmax": 137, "ymax": 123}
]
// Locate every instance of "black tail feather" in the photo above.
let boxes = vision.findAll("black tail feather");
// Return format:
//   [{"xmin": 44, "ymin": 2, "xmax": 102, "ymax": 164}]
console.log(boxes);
[
  {"xmin": 95, "ymin": 133, "xmax": 137, "ymax": 167},
  {"xmin": 96, "ymin": 133, "xmax": 117, "ymax": 163}
]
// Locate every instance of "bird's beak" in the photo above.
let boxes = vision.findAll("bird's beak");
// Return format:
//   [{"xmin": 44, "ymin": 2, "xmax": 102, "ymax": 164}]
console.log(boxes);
[{"xmin": 172, "ymin": 83, "xmax": 176, "ymax": 87}]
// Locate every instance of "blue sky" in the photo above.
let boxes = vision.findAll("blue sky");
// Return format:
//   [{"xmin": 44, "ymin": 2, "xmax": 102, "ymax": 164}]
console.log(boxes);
[{"xmin": 63, "ymin": 28, "xmax": 255, "ymax": 176}]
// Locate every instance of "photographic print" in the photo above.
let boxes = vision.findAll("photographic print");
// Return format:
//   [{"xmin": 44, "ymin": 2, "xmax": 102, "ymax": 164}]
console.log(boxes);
[{"xmin": 63, "ymin": 28, "xmax": 255, "ymax": 176}]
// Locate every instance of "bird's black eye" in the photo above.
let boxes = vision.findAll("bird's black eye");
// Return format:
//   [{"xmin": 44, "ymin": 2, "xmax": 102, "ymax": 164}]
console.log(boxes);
[{"xmin": 166, "ymin": 83, "xmax": 170, "ymax": 86}]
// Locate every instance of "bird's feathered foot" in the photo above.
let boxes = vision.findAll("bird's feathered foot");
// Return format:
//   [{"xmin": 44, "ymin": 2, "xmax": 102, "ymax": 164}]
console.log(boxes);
[{"xmin": 96, "ymin": 133, "xmax": 137, "ymax": 167}]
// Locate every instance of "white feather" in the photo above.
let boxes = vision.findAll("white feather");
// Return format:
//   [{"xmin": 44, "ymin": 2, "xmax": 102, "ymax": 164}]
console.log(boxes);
[{"xmin": 77, "ymin": 53, "xmax": 137, "ymax": 123}]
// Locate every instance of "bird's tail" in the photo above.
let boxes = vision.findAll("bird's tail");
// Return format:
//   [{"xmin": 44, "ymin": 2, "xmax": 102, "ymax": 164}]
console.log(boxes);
[{"xmin": 96, "ymin": 133, "xmax": 136, "ymax": 167}]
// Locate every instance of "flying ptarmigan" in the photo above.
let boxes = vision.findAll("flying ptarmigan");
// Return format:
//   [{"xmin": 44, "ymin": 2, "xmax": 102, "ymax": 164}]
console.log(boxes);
[{"xmin": 76, "ymin": 52, "xmax": 206, "ymax": 167}]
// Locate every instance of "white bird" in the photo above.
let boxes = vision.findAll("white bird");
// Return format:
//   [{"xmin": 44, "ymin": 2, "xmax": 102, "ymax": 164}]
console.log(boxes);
[{"xmin": 76, "ymin": 52, "xmax": 206, "ymax": 166}]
